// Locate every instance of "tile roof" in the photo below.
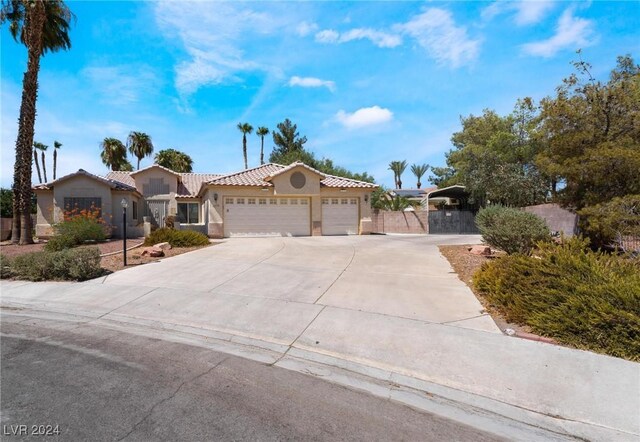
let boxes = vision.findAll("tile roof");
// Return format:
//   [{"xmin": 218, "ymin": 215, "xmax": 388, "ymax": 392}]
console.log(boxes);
[
  {"xmin": 264, "ymin": 161, "xmax": 326, "ymax": 180},
  {"xmin": 177, "ymin": 173, "xmax": 221, "ymax": 197},
  {"xmin": 207, "ymin": 163, "xmax": 377, "ymax": 189},
  {"xmin": 105, "ymin": 171, "xmax": 135, "ymax": 187},
  {"xmin": 130, "ymin": 163, "xmax": 181, "ymax": 177},
  {"xmin": 34, "ymin": 169, "xmax": 138, "ymax": 192}
]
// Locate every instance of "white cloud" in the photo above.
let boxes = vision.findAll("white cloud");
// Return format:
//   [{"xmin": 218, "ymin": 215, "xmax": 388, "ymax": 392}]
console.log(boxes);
[
  {"xmin": 482, "ymin": 1, "xmax": 555, "ymax": 26},
  {"xmin": 399, "ymin": 8, "xmax": 480, "ymax": 67},
  {"xmin": 288, "ymin": 76, "xmax": 336, "ymax": 92},
  {"xmin": 335, "ymin": 106, "xmax": 393, "ymax": 129},
  {"xmin": 315, "ymin": 28, "xmax": 402, "ymax": 48},
  {"xmin": 81, "ymin": 64, "xmax": 159, "ymax": 106},
  {"xmin": 296, "ymin": 21, "xmax": 318, "ymax": 37},
  {"xmin": 522, "ymin": 9, "xmax": 594, "ymax": 57}
]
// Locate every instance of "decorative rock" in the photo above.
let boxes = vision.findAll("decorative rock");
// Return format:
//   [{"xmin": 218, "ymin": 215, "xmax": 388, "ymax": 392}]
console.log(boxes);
[
  {"xmin": 154, "ymin": 242, "xmax": 172, "ymax": 250},
  {"xmin": 141, "ymin": 247, "xmax": 164, "ymax": 258},
  {"xmin": 469, "ymin": 245, "xmax": 492, "ymax": 256}
]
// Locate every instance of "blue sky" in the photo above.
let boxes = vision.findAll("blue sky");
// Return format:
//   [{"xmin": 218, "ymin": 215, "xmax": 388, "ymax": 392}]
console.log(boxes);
[{"xmin": 1, "ymin": 1, "xmax": 638, "ymax": 188}]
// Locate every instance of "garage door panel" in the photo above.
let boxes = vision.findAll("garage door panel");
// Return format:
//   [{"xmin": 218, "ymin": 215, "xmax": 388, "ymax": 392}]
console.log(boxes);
[
  {"xmin": 322, "ymin": 198, "xmax": 359, "ymax": 235},
  {"xmin": 224, "ymin": 197, "xmax": 310, "ymax": 237}
]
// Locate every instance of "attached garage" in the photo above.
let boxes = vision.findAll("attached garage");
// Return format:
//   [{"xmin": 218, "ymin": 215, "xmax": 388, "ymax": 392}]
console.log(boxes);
[
  {"xmin": 223, "ymin": 196, "xmax": 310, "ymax": 237},
  {"xmin": 322, "ymin": 197, "xmax": 359, "ymax": 235}
]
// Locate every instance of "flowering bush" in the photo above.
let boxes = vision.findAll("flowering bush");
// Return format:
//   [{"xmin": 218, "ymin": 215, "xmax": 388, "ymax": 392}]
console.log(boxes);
[{"xmin": 45, "ymin": 206, "xmax": 111, "ymax": 251}]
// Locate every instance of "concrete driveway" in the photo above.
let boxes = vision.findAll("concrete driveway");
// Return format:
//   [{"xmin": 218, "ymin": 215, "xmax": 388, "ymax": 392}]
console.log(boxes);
[{"xmin": 1, "ymin": 235, "xmax": 638, "ymax": 441}]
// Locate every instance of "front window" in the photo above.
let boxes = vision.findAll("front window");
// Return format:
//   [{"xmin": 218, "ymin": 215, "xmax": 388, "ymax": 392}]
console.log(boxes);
[
  {"xmin": 177, "ymin": 202, "xmax": 199, "ymax": 224},
  {"xmin": 132, "ymin": 201, "xmax": 138, "ymax": 220},
  {"xmin": 63, "ymin": 197, "xmax": 102, "ymax": 217}
]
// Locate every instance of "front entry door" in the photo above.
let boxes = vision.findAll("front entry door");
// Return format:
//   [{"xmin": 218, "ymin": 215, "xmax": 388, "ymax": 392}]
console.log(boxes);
[{"xmin": 144, "ymin": 200, "xmax": 169, "ymax": 228}]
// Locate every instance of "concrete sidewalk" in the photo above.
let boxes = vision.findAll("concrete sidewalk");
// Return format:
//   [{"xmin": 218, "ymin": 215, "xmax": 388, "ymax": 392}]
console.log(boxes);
[{"xmin": 1, "ymin": 235, "xmax": 638, "ymax": 441}]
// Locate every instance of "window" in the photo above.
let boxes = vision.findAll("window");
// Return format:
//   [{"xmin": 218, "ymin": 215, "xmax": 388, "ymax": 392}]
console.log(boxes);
[
  {"xmin": 259, "ymin": 198, "xmax": 266, "ymax": 205},
  {"xmin": 322, "ymin": 198, "xmax": 328, "ymax": 205},
  {"xmin": 63, "ymin": 197, "xmax": 102, "ymax": 216},
  {"xmin": 350, "ymin": 198, "xmax": 357, "ymax": 205},
  {"xmin": 331, "ymin": 198, "xmax": 339, "ymax": 205},
  {"xmin": 300, "ymin": 199, "xmax": 308, "ymax": 205},
  {"xmin": 280, "ymin": 199, "xmax": 288, "ymax": 205},
  {"xmin": 290, "ymin": 199, "xmax": 298, "ymax": 205},
  {"xmin": 341, "ymin": 199, "xmax": 348, "ymax": 205},
  {"xmin": 177, "ymin": 202, "xmax": 199, "ymax": 224},
  {"xmin": 225, "ymin": 198, "xmax": 234, "ymax": 204},
  {"xmin": 237, "ymin": 198, "xmax": 245, "ymax": 204},
  {"xmin": 132, "ymin": 201, "xmax": 138, "ymax": 220},
  {"xmin": 143, "ymin": 178, "xmax": 170, "ymax": 195},
  {"xmin": 269, "ymin": 198, "xmax": 277, "ymax": 205},
  {"xmin": 248, "ymin": 198, "xmax": 256, "ymax": 205}
]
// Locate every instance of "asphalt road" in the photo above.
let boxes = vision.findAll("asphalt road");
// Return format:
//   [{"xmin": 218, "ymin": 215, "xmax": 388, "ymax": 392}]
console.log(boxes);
[{"xmin": 0, "ymin": 320, "xmax": 504, "ymax": 442}]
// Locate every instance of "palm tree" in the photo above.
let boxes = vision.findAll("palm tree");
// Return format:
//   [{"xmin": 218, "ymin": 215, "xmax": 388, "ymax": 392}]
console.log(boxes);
[
  {"xmin": 154, "ymin": 148, "xmax": 193, "ymax": 173},
  {"xmin": 237, "ymin": 122, "xmax": 253, "ymax": 169},
  {"xmin": 410, "ymin": 163, "xmax": 429, "ymax": 189},
  {"xmin": 2, "ymin": 0, "xmax": 74, "ymax": 244},
  {"xmin": 53, "ymin": 140, "xmax": 61, "ymax": 180},
  {"xmin": 32, "ymin": 141, "xmax": 44, "ymax": 183},
  {"xmin": 256, "ymin": 126, "xmax": 269, "ymax": 165},
  {"xmin": 40, "ymin": 142, "xmax": 48, "ymax": 182},
  {"xmin": 127, "ymin": 131, "xmax": 154, "ymax": 170},
  {"xmin": 388, "ymin": 160, "xmax": 408, "ymax": 189},
  {"xmin": 100, "ymin": 138, "xmax": 128, "ymax": 171}
]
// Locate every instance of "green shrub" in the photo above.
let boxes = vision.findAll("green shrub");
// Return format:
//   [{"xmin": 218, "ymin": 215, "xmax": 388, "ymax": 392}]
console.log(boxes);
[
  {"xmin": 45, "ymin": 234, "xmax": 78, "ymax": 252},
  {"xmin": 475, "ymin": 205, "xmax": 550, "ymax": 255},
  {"xmin": 11, "ymin": 247, "xmax": 103, "ymax": 281},
  {"xmin": 473, "ymin": 237, "xmax": 640, "ymax": 361},
  {"xmin": 143, "ymin": 228, "xmax": 210, "ymax": 248},
  {"xmin": 0, "ymin": 254, "xmax": 13, "ymax": 279},
  {"xmin": 46, "ymin": 206, "xmax": 109, "ymax": 251},
  {"xmin": 579, "ymin": 195, "xmax": 640, "ymax": 250}
]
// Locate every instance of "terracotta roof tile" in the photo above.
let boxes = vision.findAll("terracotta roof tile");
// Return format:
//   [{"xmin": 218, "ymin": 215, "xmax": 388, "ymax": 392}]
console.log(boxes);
[
  {"xmin": 207, "ymin": 164, "xmax": 283, "ymax": 187},
  {"xmin": 34, "ymin": 169, "xmax": 138, "ymax": 192},
  {"xmin": 177, "ymin": 173, "xmax": 221, "ymax": 197},
  {"xmin": 321, "ymin": 175, "xmax": 377, "ymax": 189}
]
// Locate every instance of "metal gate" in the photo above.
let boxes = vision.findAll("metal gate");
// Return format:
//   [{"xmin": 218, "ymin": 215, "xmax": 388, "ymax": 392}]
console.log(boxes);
[
  {"xmin": 144, "ymin": 200, "xmax": 169, "ymax": 228},
  {"xmin": 428, "ymin": 210, "xmax": 479, "ymax": 234}
]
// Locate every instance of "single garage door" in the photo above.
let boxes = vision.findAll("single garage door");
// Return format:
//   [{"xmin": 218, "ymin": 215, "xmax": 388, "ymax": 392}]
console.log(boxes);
[
  {"xmin": 224, "ymin": 197, "xmax": 310, "ymax": 237},
  {"xmin": 322, "ymin": 197, "xmax": 359, "ymax": 235}
]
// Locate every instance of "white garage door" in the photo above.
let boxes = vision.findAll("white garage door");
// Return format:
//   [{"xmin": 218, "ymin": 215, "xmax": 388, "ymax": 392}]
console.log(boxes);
[
  {"xmin": 224, "ymin": 197, "xmax": 310, "ymax": 237},
  {"xmin": 322, "ymin": 197, "xmax": 359, "ymax": 235}
]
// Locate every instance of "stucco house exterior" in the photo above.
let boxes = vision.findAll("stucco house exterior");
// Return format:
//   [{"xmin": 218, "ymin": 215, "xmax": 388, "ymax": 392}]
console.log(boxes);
[{"xmin": 34, "ymin": 161, "xmax": 377, "ymax": 238}]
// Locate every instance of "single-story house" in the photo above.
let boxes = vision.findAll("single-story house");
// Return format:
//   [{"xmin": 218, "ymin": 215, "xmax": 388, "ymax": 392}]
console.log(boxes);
[{"xmin": 34, "ymin": 161, "xmax": 377, "ymax": 238}]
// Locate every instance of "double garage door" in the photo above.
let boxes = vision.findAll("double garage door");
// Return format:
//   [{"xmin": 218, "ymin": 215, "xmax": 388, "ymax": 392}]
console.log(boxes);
[{"xmin": 224, "ymin": 196, "xmax": 360, "ymax": 237}]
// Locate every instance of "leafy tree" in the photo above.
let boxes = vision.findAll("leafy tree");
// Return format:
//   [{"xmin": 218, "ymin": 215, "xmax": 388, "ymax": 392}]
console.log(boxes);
[
  {"xmin": 269, "ymin": 118, "xmax": 307, "ymax": 161},
  {"xmin": 536, "ymin": 54, "xmax": 640, "ymax": 209},
  {"xmin": 32, "ymin": 141, "xmax": 44, "ymax": 183},
  {"xmin": 99, "ymin": 138, "xmax": 128, "ymax": 171},
  {"xmin": 1, "ymin": 0, "xmax": 74, "ymax": 244},
  {"xmin": 1, "ymin": 188, "xmax": 13, "ymax": 218},
  {"xmin": 237, "ymin": 122, "xmax": 253, "ymax": 169},
  {"xmin": 127, "ymin": 131, "xmax": 154, "ymax": 170},
  {"xmin": 429, "ymin": 165, "xmax": 456, "ymax": 187},
  {"xmin": 388, "ymin": 160, "xmax": 407, "ymax": 189},
  {"xmin": 53, "ymin": 140, "xmax": 61, "ymax": 180},
  {"xmin": 256, "ymin": 126, "xmax": 269, "ymax": 165},
  {"xmin": 154, "ymin": 148, "xmax": 193, "ymax": 173},
  {"xmin": 410, "ymin": 163, "xmax": 429, "ymax": 189}
]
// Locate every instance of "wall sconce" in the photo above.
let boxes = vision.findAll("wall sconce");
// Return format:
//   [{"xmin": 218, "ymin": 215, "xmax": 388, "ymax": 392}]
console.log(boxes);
[
  {"xmin": 364, "ymin": 194, "xmax": 369, "ymax": 203},
  {"xmin": 213, "ymin": 193, "xmax": 218, "ymax": 203},
  {"xmin": 340, "ymin": 188, "xmax": 347, "ymax": 193}
]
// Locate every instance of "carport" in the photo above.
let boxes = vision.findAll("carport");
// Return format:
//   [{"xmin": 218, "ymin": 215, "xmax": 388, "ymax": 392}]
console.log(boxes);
[{"xmin": 426, "ymin": 185, "xmax": 479, "ymax": 234}]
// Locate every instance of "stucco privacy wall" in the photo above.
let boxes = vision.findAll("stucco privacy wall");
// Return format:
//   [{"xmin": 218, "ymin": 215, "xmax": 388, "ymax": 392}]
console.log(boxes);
[{"xmin": 371, "ymin": 210, "xmax": 428, "ymax": 234}]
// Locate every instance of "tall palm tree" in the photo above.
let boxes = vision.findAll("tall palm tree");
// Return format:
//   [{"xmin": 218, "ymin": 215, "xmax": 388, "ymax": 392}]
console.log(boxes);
[
  {"xmin": 237, "ymin": 122, "xmax": 253, "ymax": 169},
  {"xmin": 256, "ymin": 126, "xmax": 269, "ymax": 165},
  {"xmin": 100, "ymin": 138, "xmax": 128, "ymax": 171},
  {"xmin": 40, "ymin": 142, "xmax": 48, "ymax": 182},
  {"xmin": 127, "ymin": 131, "xmax": 154, "ymax": 170},
  {"xmin": 388, "ymin": 160, "xmax": 408, "ymax": 189},
  {"xmin": 2, "ymin": 0, "xmax": 74, "ymax": 244},
  {"xmin": 410, "ymin": 163, "xmax": 429, "ymax": 189},
  {"xmin": 32, "ymin": 141, "xmax": 44, "ymax": 183},
  {"xmin": 53, "ymin": 140, "xmax": 61, "ymax": 180}
]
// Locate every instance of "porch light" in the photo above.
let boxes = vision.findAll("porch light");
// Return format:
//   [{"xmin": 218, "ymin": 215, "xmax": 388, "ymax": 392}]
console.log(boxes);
[
  {"xmin": 364, "ymin": 194, "xmax": 369, "ymax": 202},
  {"xmin": 213, "ymin": 193, "xmax": 218, "ymax": 202},
  {"xmin": 121, "ymin": 198, "xmax": 128, "ymax": 208}
]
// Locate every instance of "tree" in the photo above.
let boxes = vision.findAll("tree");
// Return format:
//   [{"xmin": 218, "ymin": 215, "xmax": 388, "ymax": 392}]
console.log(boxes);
[
  {"xmin": 32, "ymin": 141, "xmax": 44, "ymax": 183},
  {"xmin": 256, "ymin": 126, "xmax": 269, "ymax": 165},
  {"xmin": 126, "ymin": 131, "xmax": 153, "ymax": 170},
  {"xmin": 410, "ymin": 163, "xmax": 429, "ymax": 189},
  {"xmin": 154, "ymin": 148, "xmax": 193, "ymax": 173},
  {"xmin": 536, "ymin": 54, "xmax": 640, "ymax": 209},
  {"xmin": 99, "ymin": 138, "xmax": 128, "ymax": 171},
  {"xmin": 388, "ymin": 160, "xmax": 407, "ymax": 189},
  {"xmin": 237, "ymin": 122, "xmax": 253, "ymax": 169},
  {"xmin": 39, "ymin": 141, "xmax": 47, "ymax": 182},
  {"xmin": 0, "ymin": 188, "xmax": 13, "ymax": 217},
  {"xmin": 53, "ymin": 140, "xmax": 61, "ymax": 180},
  {"xmin": 2, "ymin": 0, "xmax": 74, "ymax": 244},
  {"xmin": 269, "ymin": 118, "xmax": 307, "ymax": 161}
]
